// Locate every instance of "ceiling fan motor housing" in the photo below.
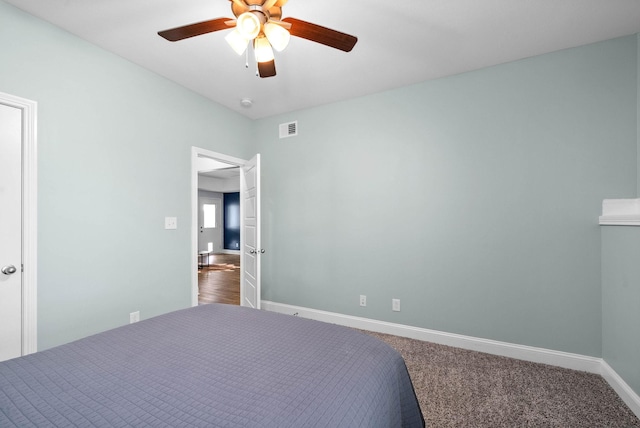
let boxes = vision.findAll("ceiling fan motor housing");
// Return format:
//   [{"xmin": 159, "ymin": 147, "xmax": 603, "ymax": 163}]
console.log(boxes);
[{"xmin": 232, "ymin": 2, "xmax": 283, "ymax": 22}]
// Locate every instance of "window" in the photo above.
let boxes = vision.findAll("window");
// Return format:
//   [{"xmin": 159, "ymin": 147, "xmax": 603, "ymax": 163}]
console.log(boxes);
[{"xmin": 203, "ymin": 204, "xmax": 216, "ymax": 228}]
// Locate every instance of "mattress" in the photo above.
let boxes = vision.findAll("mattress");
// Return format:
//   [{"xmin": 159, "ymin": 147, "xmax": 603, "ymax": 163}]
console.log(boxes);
[{"xmin": 0, "ymin": 304, "xmax": 424, "ymax": 427}]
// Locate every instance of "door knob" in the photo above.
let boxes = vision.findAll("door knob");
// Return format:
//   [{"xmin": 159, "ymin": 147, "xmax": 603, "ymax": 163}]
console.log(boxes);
[{"xmin": 1, "ymin": 265, "xmax": 17, "ymax": 275}]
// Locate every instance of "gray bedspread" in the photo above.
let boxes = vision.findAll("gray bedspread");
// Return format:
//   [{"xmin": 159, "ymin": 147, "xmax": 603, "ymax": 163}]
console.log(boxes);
[{"xmin": 1, "ymin": 304, "xmax": 424, "ymax": 427}]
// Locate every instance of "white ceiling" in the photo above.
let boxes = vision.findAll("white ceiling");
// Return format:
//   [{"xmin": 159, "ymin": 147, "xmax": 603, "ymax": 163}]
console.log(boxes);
[
  {"xmin": 7, "ymin": 0, "xmax": 640, "ymax": 120},
  {"xmin": 196, "ymin": 155, "xmax": 239, "ymax": 179},
  {"xmin": 200, "ymin": 167, "xmax": 240, "ymax": 180}
]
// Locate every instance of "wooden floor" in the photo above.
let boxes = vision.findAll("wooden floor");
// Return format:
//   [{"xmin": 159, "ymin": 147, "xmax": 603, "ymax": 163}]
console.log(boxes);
[{"xmin": 198, "ymin": 253, "xmax": 240, "ymax": 305}]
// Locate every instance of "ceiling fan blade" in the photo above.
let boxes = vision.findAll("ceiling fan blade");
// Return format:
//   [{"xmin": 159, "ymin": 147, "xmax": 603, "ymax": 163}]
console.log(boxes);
[
  {"xmin": 158, "ymin": 18, "xmax": 234, "ymax": 42},
  {"xmin": 229, "ymin": 0, "xmax": 249, "ymax": 10},
  {"xmin": 282, "ymin": 17, "xmax": 357, "ymax": 52},
  {"xmin": 262, "ymin": 0, "xmax": 278, "ymax": 10},
  {"xmin": 268, "ymin": 19, "xmax": 291, "ymax": 29},
  {"xmin": 258, "ymin": 60, "xmax": 277, "ymax": 78},
  {"xmin": 229, "ymin": 0, "xmax": 249, "ymax": 15},
  {"xmin": 274, "ymin": 0, "xmax": 288, "ymax": 6}
]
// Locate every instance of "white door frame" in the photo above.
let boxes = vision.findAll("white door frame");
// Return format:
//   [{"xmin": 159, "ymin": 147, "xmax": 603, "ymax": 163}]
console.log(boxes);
[
  {"xmin": 191, "ymin": 147, "xmax": 255, "ymax": 307},
  {"xmin": 0, "ymin": 91, "xmax": 38, "ymax": 355}
]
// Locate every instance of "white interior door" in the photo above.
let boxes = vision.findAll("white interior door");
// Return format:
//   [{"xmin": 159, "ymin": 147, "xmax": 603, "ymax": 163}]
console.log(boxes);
[
  {"xmin": 198, "ymin": 196, "xmax": 222, "ymax": 254},
  {"xmin": 240, "ymin": 154, "xmax": 261, "ymax": 309},
  {"xmin": 0, "ymin": 102, "xmax": 23, "ymax": 361}
]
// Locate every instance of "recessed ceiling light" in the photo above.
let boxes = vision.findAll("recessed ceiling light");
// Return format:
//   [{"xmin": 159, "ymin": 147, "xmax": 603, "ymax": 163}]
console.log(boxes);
[{"xmin": 240, "ymin": 98, "xmax": 253, "ymax": 108}]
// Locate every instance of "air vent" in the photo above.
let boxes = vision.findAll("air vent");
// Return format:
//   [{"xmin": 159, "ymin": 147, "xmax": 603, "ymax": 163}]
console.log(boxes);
[{"xmin": 279, "ymin": 121, "xmax": 298, "ymax": 139}]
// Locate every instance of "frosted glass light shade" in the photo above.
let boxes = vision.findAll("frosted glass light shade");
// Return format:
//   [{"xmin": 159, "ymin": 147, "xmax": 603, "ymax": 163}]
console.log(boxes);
[
  {"xmin": 254, "ymin": 36, "xmax": 274, "ymax": 63},
  {"xmin": 236, "ymin": 12, "xmax": 262, "ymax": 40},
  {"xmin": 263, "ymin": 22, "xmax": 290, "ymax": 52},
  {"xmin": 225, "ymin": 29, "xmax": 249, "ymax": 55}
]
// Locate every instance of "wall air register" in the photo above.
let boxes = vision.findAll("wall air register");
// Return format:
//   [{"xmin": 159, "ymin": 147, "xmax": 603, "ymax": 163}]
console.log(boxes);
[{"xmin": 279, "ymin": 121, "xmax": 298, "ymax": 139}]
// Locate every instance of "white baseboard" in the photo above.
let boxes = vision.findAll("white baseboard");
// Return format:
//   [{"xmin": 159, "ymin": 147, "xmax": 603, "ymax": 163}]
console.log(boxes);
[
  {"xmin": 600, "ymin": 360, "xmax": 640, "ymax": 417},
  {"xmin": 261, "ymin": 300, "xmax": 640, "ymax": 419}
]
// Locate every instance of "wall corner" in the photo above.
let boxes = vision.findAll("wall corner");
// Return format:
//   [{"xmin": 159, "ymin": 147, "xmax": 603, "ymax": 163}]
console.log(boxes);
[{"xmin": 637, "ymin": 33, "xmax": 640, "ymax": 196}]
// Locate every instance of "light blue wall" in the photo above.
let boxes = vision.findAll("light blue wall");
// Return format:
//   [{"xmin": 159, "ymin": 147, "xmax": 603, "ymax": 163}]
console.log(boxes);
[
  {"xmin": 2, "ymin": 0, "xmax": 639, "ymax": 376},
  {"xmin": 0, "ymin": 1, "xmax": 254, "ymax": 350},
  {"xmin": 601, "ymin": 36, "xmax": 640, "ymax": 398},
  {"xmin": 602, "ymin": 227, "xmax": 640, "ymax": 396},
  {"xmin": 255, "ymin": 36, "xmax": 638, "ymax": 357}
]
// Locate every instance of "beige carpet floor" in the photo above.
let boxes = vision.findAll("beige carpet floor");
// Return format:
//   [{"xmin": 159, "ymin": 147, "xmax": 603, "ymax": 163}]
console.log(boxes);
[{"xmin": 364, "ymin": 331, "xmax": 640, "ymax": 427}]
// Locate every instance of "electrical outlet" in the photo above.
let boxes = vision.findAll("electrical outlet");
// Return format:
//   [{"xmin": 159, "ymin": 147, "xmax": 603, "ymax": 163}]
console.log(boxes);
[
  {"xmin": 129, "ymin": 311, "xmax": 140, "ymax": 323},
  {"xmin": 392, "ymin": 299, "xmax": 401, "ymax": 312},
  {"xmin": 359, "ymin": 295, "xmax": 367, "ymax": 307}
]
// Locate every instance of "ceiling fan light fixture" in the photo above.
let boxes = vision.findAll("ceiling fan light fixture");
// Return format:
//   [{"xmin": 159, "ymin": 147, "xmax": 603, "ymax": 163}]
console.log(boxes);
[
  {"xmin": 158, "ymin": 1, "xmax": 359, "ymax": 79},
  {"xmin": 263, "ymin": 22, "xmax": 290, "ymax": 52},
  {"xmin": 236, "ymin": 11, "xmax": 263, "ymax": 40},
  {"xmin": 254, "ymin": 36, "xmax": 274, "ymax": 63},
  {"xmin": 225, "ymin": 29, "xmax": 249, "ymax": 55}
]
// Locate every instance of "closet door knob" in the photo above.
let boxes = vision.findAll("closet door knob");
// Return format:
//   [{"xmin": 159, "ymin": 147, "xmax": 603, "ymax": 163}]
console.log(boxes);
[{"xmin": 1, "ymin": 265, "xmax": 17, "ymax": 275}]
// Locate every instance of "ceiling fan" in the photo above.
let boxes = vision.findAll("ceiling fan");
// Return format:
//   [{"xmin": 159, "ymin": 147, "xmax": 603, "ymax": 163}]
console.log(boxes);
[{"xmin": 158, "ymin": 0, "xmax": 358, "ymax": 78}]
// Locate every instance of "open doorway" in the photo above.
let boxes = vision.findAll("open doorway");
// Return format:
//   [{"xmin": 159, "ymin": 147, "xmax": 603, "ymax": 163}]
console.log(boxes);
[
  {"xmin": 196, "ymin": 157, "xmax": 240, "ymax": 305},
  {"xmin": 198, "ymin": 166, "xmax": 240, "ymax": 305},
  {"xmin": 191, "ymin": 148, "xmax": 261, "ymax": 309}
]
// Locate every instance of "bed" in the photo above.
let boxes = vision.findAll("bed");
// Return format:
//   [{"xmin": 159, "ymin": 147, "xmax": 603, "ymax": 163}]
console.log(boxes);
[{"xmin": 0, "ymin": 304, "xmax": 425, "ymax": 427}]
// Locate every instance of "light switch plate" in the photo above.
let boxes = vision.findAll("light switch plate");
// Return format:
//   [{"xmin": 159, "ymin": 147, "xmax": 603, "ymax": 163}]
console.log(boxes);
[{"xmin": 165, "ymin": 217, "xmax": 177, "ymax": 230}]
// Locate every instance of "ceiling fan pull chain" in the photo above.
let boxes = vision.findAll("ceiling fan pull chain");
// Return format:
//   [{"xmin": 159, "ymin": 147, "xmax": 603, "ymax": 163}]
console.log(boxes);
[{"xmin": 245, "ymin": 47, "xmax": 249, "ymax": 68}]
